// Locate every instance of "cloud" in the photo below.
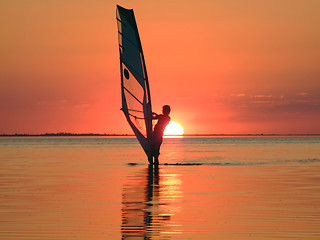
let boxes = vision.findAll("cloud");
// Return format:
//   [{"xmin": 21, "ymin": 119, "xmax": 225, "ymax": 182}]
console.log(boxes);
[
  {"xmin": 219, "ymin": 91, "xmax": 320, "ymax": 125},
  {"xmin": 253, "ymin": 95, "xmax": 273, "ymax": 98},
  {"xmin": 251, "ymin": 100, "xmax": 275, "ymax": 104},
  {"xmin": 296, "ymin": 92, "xmax": 309, "ymax": 96}
]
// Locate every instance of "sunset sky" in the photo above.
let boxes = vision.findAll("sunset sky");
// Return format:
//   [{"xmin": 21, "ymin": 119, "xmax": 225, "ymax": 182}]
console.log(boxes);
[{"xmin": 1, "ymin": 0, "xmax": 319, "ymax": 134}]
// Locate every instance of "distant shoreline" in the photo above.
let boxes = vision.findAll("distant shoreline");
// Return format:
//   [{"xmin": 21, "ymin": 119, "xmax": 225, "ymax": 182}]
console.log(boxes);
[{"xmin": 1, "ymin": 133, "xmax": 319, "ymax": 137}]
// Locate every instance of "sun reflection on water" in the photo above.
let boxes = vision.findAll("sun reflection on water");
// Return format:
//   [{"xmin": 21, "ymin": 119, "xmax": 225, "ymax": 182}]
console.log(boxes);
[{"xmin": 121, "ymin": 166, "xmax": 182, "ymax": 239}]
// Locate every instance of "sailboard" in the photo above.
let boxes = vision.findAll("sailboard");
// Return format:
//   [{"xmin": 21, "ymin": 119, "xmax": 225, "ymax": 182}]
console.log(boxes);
[{"xmin": 116, "ymin": 5, "xmax": 153, "ymax": 161}]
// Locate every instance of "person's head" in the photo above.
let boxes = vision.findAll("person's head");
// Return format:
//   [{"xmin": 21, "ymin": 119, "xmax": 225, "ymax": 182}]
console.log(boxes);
[{"xmin": 162, "ymin": 105, "xmax": 171, "ymax": 115}]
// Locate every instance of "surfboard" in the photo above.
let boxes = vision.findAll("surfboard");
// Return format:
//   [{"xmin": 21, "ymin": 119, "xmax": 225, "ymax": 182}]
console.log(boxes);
[{"xmin": 116, "ymin": 5, "xmax": 153, "ymax": 162}]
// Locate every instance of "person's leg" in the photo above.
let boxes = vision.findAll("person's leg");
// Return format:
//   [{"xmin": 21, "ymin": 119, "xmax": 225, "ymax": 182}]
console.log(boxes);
[
  {"xmin": 154, "ymin": 155, "xmax": 159, "ymax": 165},
  {"xmin": 154, "ymin": 146, "xmax": 160, "ymax": 165},
  {"xmin": 153, "ymin": 135, "xmax": 162, "ymax": 165},
  {"xmin": 148, "ymin": 155, "xmax": 153, "ymax": 165}
]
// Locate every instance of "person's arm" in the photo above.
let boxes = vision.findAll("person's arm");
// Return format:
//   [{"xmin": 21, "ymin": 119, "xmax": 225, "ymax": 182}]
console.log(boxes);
[{"xmin": 152, "ymin": 112, "xmax": 159, "ymax": 120}]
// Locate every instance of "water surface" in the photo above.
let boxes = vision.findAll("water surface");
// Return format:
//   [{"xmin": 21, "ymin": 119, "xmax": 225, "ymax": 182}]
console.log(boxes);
[{"xmin": 1, "ymin": 136, "xmax": 320, "ymax": 239}]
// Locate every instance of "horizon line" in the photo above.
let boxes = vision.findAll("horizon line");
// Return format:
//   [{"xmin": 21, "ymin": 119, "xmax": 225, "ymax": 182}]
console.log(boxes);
[{"xmin": 1, "ymin": 133, "xmax": 320, "ymax": 137}]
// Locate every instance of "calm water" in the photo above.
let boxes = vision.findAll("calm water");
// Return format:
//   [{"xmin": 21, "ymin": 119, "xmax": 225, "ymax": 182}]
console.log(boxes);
[{"xmin": 1, "ymin": 136, "xmax": 320, "ymax": 239}]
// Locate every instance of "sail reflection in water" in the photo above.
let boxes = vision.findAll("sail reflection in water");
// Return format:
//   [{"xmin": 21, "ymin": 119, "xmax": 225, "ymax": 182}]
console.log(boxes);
[{"xmin": 122, "ymin": 166, "xmax": 182, "ymax": 239}]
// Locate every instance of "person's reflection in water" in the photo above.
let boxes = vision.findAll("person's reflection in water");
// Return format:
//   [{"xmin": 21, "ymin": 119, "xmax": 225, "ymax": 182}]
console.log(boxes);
[{"xmin": 121, "ymin": 165, "xmax": 181, "ymax": 239}]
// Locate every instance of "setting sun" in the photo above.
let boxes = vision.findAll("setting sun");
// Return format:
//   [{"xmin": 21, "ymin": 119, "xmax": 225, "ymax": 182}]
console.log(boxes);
[{"xmin": 164, "ymin": 122, "xmax": 184, "ymax": 136}]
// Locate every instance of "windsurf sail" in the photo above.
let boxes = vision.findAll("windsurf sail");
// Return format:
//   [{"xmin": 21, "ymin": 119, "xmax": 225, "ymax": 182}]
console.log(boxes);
[{"xmin": 116, "ymin": 5, "xmax": 153, "ymax": 159}]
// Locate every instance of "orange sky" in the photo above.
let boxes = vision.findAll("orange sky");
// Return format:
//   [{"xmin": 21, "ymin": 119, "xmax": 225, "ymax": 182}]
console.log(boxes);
[{"xmin": 1, "ymin": 0, "xmax": 319, "ymax": 134}]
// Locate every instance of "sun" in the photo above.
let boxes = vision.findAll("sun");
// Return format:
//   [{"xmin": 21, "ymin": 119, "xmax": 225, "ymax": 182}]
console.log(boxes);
[{"xmin": 164, "ymin": 121, "xmax": 184, "ymax": 136}]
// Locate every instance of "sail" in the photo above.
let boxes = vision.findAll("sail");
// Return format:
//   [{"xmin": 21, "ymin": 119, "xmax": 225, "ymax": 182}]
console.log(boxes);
[{"xmin": 116, "ymin": 5, "xmax": 153, "ymax": 158}]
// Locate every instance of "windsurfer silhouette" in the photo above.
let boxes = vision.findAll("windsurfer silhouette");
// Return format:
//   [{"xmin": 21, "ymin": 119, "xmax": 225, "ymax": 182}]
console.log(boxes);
[{"xmin": 149, "ymin": 105, "xmax": 171, "ymax": 165}]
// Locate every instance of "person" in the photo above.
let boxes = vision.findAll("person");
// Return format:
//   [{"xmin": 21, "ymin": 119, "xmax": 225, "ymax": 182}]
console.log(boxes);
[{"xmin": 149, "ymin": 105, "xmax": 171, "ymax": 165}]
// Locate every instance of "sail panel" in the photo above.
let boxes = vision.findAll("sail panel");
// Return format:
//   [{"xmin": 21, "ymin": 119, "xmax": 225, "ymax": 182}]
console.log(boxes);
[
  {"xmin": 117, "ymin": 6, "xmax": 145, "ymax": 87},
  {"xmin": 122, "ymin": 64, "xmax": 147, "ymax": 138}
]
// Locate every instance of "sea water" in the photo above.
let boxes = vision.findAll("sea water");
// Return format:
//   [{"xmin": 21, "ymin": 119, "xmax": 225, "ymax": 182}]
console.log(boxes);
[
  {"xmin": 2, "ymin": 136, "xmax": 319, "ymax": 165},
  {"xmin": 1, "ymin": 136, "xmax": 320, "ymax": 239}
]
